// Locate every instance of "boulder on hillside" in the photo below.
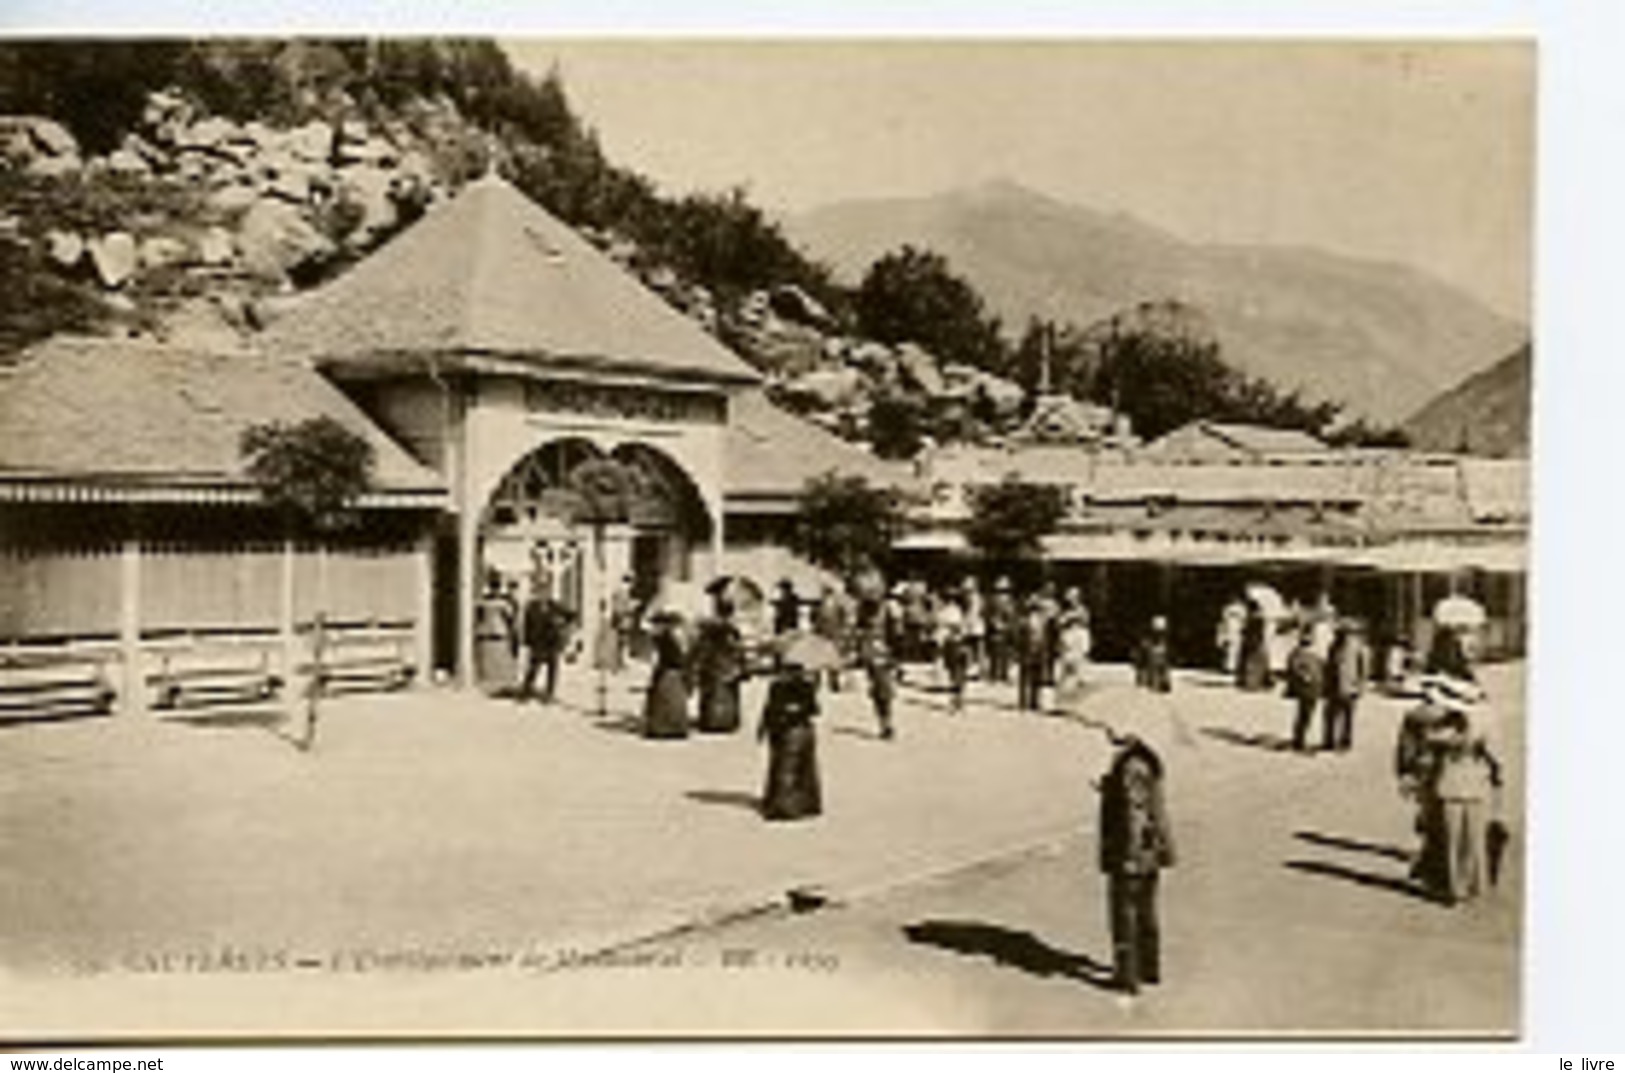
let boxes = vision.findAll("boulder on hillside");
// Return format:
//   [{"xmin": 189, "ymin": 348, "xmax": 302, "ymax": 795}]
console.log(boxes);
[
  {"xmin": 895, "ymin": 342, "xmax": 947, "ymax": 397},
  {"xmin": 141, "ymin": 90, "xmax": 193, "ymax": 144},
  {"xmin": 338, "ymin": 166, "xmax": 399, "ymax": 246},
  {"xmin": 768, "ymin": 284, "xmax": 835, "ymax": 330},
  {"xmin": 177, "ymin": 116, "xmax": 244, "ymax": 155},
  {"xmin": 25, "ymin": 153, "xmax": 82, "ymax": 179},
  {"xmin": 781, "ymin": 366, "xmax": 865, "ymax": 410},
  {"xmin": 208, "ymin": 182, "xmax": 260, "ymax": 216},
  {"xmin": 236, "ymin": 197, "xmax": 335, "ymax": 284},
  {"xmin": 0, "ymin": 116, "xmax": 78, "ymax": 169},
  {"xmin": 288, "ymin": 120, "xmax": 335, "ymax": 164},
  {"xmin": 196, "ymin": 225, "xmax": 235, "ymax": 267},
  {"xmin": 46, "ymin": 230, "xmax": 85, "ymax": 269},
  {"xmin": 105, "ymin": 148, "xmax": 152, "ymax": 176},
  {"xmin": 139, "ymin": 235, "xmax": 189, "ymax": 270},
  {"xmin": 88, "ymin": 232, "xmax": 139, "ymax": 289},
  {"xmin": 25, "ymin": 117, "xmax": 79, "ymax": 159},
  {"xmin": 741, "ymin": 319, "xmax": 828, "ymax": 378}
]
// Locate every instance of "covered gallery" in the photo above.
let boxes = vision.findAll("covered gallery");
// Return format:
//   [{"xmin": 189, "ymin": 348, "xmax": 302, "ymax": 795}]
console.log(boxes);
[{"xmin": 0, "ymin": 336, "xmax": 443, "ymax": 716}]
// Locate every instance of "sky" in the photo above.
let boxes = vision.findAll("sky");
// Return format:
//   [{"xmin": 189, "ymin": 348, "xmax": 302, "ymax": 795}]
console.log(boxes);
[{"xmin": 504, "ymin": 41, "xmax": 1533, "ymax": 321}]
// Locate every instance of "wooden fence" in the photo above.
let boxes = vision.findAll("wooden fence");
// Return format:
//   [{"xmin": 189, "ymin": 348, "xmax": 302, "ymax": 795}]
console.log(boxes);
[{"xmin": 0, "ymin": 539, "xmax": 427, "ymax": 719}]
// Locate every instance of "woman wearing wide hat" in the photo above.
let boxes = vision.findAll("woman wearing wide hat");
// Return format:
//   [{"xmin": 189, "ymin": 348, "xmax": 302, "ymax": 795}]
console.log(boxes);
[
  {"xmin": 758, "ymin": 637, "xmax": 829, "ymax": 821},
  {"xmin": 641, "ymin": 607, "xmax": 691, "ymax": 740},
  {"xmin": 692, "ymin": 596, "xmax": 747, "ymax": 734}
]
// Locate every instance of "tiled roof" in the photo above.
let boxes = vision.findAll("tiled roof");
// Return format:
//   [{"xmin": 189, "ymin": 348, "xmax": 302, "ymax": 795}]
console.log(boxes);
[
  {"xmin": 258, "ymin": 174, "xmax": 761, "ymax": 386},
  {"xmin": 1146, "ymin": 420, "xmax": 1327, "ymax": 459},
  {"xmin": 1459, "ymin": 458, "xmax": 1530, "ymax": 522},
  {"xmin": 0, "ymin": 336, "xmax": 441, "ymax": 496},
  {"xmin": 725, "ymin": 389, "xmax": 915, "ymax": 506}
]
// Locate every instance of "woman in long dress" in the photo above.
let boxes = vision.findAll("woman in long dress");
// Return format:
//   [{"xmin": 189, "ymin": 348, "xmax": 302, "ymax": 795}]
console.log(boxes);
[
  {"xmin": 1052, "ymin": 607, "xmax": 1094, "ymax": 713},
  {"xmin": 693, "ymin": 600, "xmax": 746, "ymax": 734},
  {"xmin": 1237, "ymin": 601, "xmax": 1271, "ymax": 691},
  {"xmin": 474, "ymin": 576, "xmax": 519, "ymax": 696},
  {"xmin": 758, "ymin": 660, "xmax": 822, "ymax": 821},
  {"xmin": 642, "ymin": 612, "xmax": 691, "ymax": 740}
]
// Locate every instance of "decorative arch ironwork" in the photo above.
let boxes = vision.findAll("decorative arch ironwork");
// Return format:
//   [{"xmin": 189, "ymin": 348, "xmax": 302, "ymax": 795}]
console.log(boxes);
[{"xmin": 481, "ymin": 438, "xmax": 713, "ymax": 538}]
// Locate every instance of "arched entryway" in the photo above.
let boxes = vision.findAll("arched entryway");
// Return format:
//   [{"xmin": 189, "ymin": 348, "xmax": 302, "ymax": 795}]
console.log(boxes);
[{"xmin": 472, "ymin": 437, "xmax": 713, "ymax": 687}]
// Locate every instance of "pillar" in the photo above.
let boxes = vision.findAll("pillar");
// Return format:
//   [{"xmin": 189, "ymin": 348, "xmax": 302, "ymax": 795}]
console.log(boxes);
[
  {"xmin": 118, "ymin": 537, "xmax": 143, "ymax": 717},
  {"xmin": 456, "ymin": 507, "xmax": 478, "ymax": 689},
  {"xmin": 280, "ymin": 537, "xmax": 297, "ymax": 689},
  {"xmin": 414, "ymin": 529, "xmax": 434, "ymax": 683},
  {"xmin": 452, "ymin": 383, "xmax": 478, "ymax": 689}
]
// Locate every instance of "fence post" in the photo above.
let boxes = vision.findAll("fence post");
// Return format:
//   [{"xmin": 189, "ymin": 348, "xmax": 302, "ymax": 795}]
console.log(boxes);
[
  {"xmin": 280, "ymin": 537, "xmax": 297, "ymax": 696},
  {"xmin": 119, "ymin": 538, "xmax": 144, "ymax": 717}
]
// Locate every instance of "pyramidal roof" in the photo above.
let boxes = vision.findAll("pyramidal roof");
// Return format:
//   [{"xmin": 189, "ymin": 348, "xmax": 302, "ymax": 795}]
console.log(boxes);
[{"xmin": 259, "ymin": 174, "xmax": 760, "ymax": 385}]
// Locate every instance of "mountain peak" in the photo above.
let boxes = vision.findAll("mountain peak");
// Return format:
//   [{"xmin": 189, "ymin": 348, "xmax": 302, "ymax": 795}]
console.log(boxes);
[{"xmin": 785, "ymin": 186, "xmax": 1525, "ymax": 421}]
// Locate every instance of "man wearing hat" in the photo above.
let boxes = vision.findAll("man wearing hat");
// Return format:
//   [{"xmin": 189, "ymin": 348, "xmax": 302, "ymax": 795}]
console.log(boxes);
[
  {"xmin": 1097, "ymin": 724, "xmax": 1176, "ymax": 998},
  {"xmin": 1398, "ymin": 675, "xmax": 1491, "ymax": 901},
  {"xmin": 1322, "ymin": 619, "xmax": 1370, "ymax": 752},
  {"xmin": 1425, "ymin": 677, "xmax": 1502, "ymax": 904},
  {"xmin": 984, "ymin": 576, "xmax": 1017, "ymax": 685}
]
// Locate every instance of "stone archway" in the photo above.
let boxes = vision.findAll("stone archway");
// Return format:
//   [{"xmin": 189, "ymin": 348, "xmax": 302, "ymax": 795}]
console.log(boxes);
[{"xmin": 475, "ymin": 436, "xmax": 715, "ymax": 678}]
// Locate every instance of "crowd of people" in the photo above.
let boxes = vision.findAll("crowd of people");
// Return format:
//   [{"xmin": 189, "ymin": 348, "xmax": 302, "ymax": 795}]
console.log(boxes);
[{"xmin": 472, "ymin": 563, "xmax": 1507, "ymax": 998}]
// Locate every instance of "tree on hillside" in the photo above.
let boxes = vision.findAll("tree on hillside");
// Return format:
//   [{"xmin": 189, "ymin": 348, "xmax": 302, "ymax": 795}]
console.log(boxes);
[
  {"xmin": 791, "ymin": 474, "xmax": 903, "ymax": 580},
  {"xmin": 241, "ymin": 416, "xmax": 375, "ymax": 752},
  {"xmin": 868, "ymin": 392, "xmax": 930, "ymax": 460},
  {"xmin": 855, "ymin": 246, "xmax": 1008, "ymax": 375},
  {"xmin": 964, "ymin": 477, "xmax": 1068, "ymax": 564},
  {"xmin": 1088, "ymin": 300, "xmax": 1341, "ymax": 441}
]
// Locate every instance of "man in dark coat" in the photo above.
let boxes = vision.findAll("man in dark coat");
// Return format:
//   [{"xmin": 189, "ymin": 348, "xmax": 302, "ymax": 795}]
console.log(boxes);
[
  {"xmin": 1098, "ymin": 732, "xmax": 1176, "ymax": 997},
  {"xmin": 1323, "ymin": 621, "xmax": 1370, "ymax": 752},
  {"xmin": 1014, "ymin": 597, "xmax": 1048, "ymax": 712},
  {"xmin": 984, "ymin": 577, "xmax": 1017, "ymax": 684},
  {"xmin": 1284, "ymin": 629, "xmax": 1326, "ymax": 752},
  {"xmin": 1133, "ymin": 616, "xmax": 1173, "ymax": 694},
  {"xmin": 773, "ymin": 579, "xmax": 800, "ymax": 636},
  {"xmin": 857, "ymin": 600, "xmax": 897, "ymax": 740},
  {"xmin": 519, "ymin": 581, "xmax": 575, "ymax": 704}
]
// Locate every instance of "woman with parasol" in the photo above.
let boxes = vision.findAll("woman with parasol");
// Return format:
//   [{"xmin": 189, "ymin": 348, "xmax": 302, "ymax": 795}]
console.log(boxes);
[{"xmin": 757, "ymin": 632, "xmax": 835, "ymax": 821}]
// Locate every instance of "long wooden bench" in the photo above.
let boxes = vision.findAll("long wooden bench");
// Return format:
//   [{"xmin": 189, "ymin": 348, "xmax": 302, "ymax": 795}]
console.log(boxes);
[
  {"xmin": 0, "ymin": 647, "xmax": 117, "ymax": 721},
  {"xmin": 146, "ymin": 638, "xmax": 283, "ymax": 712},
  {"xmin": 300, "ymin": 624, "xmax": 417, "ymax": 696}
]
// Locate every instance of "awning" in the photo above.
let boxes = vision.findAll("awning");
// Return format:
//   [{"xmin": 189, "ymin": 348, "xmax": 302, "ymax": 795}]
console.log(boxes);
[
  {"xmin": 0, "ymin": 477, "xmax": 446, "ymax": 510},
  {"xmin": 1352, "ymin": 541, "xmax": 1528, "ymax": 574}
]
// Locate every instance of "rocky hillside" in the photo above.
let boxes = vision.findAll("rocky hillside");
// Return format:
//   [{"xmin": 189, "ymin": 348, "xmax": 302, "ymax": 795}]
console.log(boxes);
[
  {"xmin": 786, "ymin": 180, "xmax": 1527, "ymax": 423},
  {"xmin": 1402, "ymin": 342, "xmax": 1531, "ymax": 457},
  {"xmin": 0, "ymin": 41, "xmax": 1424, "ymax": 459}
]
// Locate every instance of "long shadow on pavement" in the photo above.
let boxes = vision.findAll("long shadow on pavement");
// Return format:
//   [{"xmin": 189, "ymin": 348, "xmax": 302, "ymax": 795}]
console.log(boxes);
[
  {"xmin": 902, "ymin": 919, "xmax": 1117, "ymax": 990},
  {"xmin": 1294, "ymin": 830, "xmax": 1414, "ymax": 863},
  {"xmin": 1200, "ymin": 726, "xmax": 1301, "ymax": 753},
  {"xmin": 685, "ymin": 789, "xmax": 761, "ymax": 812},
  {"xmin": 166, "ymin": 706, "xmax": 309, "ymax": 751},
  {"xmin": 1285, "ymin": 859, "xmax": 1440, "ymax": 904}
]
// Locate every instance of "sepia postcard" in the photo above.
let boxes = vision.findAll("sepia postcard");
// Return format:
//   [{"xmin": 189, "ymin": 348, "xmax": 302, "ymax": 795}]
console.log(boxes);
[{"xmin": 0, "ymin": 38, "xmax": 1531, "ymax": 1040}]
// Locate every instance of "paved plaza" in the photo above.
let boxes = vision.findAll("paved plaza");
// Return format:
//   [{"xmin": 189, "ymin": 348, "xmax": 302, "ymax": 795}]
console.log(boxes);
[{"xmin": 0, "ymin": 659, "xmax": 1521, "ymax": 1037}]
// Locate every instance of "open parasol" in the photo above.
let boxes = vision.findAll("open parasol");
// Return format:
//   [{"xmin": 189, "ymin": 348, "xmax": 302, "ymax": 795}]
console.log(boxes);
[
  {"xmin": 1433, "ymin": 595, "xmax": 1487, "ymax": 629},
  {"xmin": 773, "ymin": 630, "xmax": 842, "ymax": 672},
  {"xmin": 1073, "ymin": 684, "xmax": 1200, "ymax": 756},
  {"xmin": 1244, "ymin": 582, "xmax": 1286, "ymax": 619}
]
